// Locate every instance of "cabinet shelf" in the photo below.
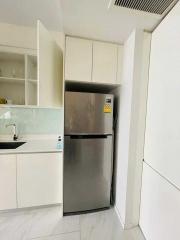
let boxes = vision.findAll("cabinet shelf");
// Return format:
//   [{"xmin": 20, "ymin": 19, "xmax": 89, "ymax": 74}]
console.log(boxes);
[
  {"xmin": 0, "ymin": 20, "xmax": 63, "ymax": 107},
  {"xmin": 27, "ymin": 79, "xmax": 37, "ymax": 84},
  {"xmin": 0, "ymin": 76, "xmax": 25, "ymax": 84}
]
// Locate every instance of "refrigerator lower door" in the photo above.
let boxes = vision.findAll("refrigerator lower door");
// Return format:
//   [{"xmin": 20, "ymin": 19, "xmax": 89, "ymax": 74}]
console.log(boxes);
[{"xmin": 64, "ymin": 135, "xmax": 113, "ymax": 214}]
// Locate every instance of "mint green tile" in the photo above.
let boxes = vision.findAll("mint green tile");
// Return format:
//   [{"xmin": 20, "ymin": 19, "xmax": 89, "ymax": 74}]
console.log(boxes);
[{"xmin": 0, "ymin": 107, "xmax": 64, "ymax": 135}]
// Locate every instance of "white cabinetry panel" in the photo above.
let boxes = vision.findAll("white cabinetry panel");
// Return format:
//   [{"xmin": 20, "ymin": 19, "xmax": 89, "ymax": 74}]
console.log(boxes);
[
  {"xmin": 92, "ymin": 41, "xmax": 118, "ymax": 84},
  {"xmin": 0, "ymin": 154, "xmax": 17, "ymax": 210},
  {"xmin": 65, "ymin": 37, "xmax": 92, "ymax": 82},
  {"xmin": 17, "ymin": 153, "xmax": 63, "ymax": 208},
  {"xmin": 116, "ymin": 45, "xmax": 123, "ymax": 84},
  {"xmin": 144, "ymin": 3, "xmax": 180, "ymax": 189},
  {"xmin": 140, "ymin": 163, "xmax": 180, "ymax": 240},
  {"xmin": 38, "ymin": 21, "xmax": 63, "ymax": 107}
]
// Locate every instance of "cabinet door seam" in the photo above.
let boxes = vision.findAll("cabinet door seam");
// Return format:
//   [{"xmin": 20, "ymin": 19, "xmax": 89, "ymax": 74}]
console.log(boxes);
[{"xmin": 16, "ymin": 154, "xmax": 18, "ymax": 208}]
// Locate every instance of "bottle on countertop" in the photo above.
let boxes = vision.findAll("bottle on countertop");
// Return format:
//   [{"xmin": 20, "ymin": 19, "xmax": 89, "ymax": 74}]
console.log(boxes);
[{"xmin": 57, "ymin": 136, "xmax": 63, "ymax": 150}]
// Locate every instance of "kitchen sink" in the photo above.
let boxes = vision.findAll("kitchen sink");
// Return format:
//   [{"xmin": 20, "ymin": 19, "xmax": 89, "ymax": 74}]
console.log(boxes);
[{"xmin": 0, "ymin": 142, "xmax": 26, "ymax": 149}]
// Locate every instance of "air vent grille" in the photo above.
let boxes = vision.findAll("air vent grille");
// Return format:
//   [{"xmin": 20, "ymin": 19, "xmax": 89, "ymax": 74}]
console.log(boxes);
[{"xmin": 114, "ymin": 0, "xmax": 175, "ymax": 15}]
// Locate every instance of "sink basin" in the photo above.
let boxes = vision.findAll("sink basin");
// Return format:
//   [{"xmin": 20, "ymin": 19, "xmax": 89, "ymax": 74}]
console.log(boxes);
[{"xmin": 0, "ymin": 142, "xmax": 26, "ymax": 149}]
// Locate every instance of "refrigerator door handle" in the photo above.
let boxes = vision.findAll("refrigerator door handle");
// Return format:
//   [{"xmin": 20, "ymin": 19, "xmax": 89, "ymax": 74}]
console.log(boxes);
[{"xmin": 68, "ymin": 135, "xmax": 111, "ymax": 139}]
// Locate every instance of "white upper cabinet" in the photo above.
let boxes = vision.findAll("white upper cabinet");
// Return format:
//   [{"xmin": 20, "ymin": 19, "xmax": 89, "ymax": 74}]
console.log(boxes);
[
  {"xmin": 37, "ymin": 21, "xmax": 63, "ymax": 107},
  {"xmin": 65, "ymin": 36, "xmax": 122, "ymax": 84},
  {"xmin": 92, "ymin": 41, "xmax": 118, "ymax": 84},
  {"xmin": 65, "ymin": 37, "xmax": 92, "ymax": 82},
  {"xmin": 0, "ymin": 46, "xmax": 37, "ymax": 106},
  {"xmin": 0, "ymin": 21, "xmax": 63, "ymax": 108}
]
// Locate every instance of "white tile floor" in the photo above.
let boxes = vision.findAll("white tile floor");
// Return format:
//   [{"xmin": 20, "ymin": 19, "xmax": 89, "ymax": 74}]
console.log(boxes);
[{"xmin": 0, "ymin": 206, "xmax": 145, "ymax": 240}]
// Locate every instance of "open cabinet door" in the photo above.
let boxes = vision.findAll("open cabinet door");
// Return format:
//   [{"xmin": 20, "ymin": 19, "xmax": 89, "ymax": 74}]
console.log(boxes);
[{"xmin": 37, "ymin": 20, "xmax": 63, "ymax": 107}]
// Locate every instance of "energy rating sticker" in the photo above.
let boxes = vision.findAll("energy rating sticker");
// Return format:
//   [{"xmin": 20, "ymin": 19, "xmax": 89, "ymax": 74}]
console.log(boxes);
[{"xmin": 104, "ymin": 104, "xmax": 112, "ymax": 113}]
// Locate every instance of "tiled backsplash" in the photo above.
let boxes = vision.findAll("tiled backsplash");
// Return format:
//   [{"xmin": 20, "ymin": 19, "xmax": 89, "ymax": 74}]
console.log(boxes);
[{"xmin": 0, "ymin": 107, "xmax": 64, "ymax": 135}]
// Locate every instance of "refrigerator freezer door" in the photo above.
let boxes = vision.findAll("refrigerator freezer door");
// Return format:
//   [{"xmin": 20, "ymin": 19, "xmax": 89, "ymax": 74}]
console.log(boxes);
[
  {"xmin": 64, "ymin": 135, "xmax": 113, "ymax": 213},
  {"xmin": 65, "ymin": 92, "xmax": 113, "ymax": 135}
]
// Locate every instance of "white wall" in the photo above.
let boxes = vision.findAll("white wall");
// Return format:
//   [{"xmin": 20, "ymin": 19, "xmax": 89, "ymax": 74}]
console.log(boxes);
[
  {"xmin": 115, "ymin": 29, "xmax": 151, "ymax": 229},
  {"xmin": 140, "ymin": 2, "xmax": 180, "ymax": 239},
  {"xmin": 0, "ymin": 22, "xmax": 64, "ymax": 50}
]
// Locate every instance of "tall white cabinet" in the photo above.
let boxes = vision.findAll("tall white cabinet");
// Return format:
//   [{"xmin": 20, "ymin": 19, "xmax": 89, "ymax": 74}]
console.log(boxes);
[
  {"xmin": 140, "ymin": 1, "xmax": 180, "ymax": 240},
  {"xmin": 0, "ymin": 21, "xmax": 63, "ymax": 108},
  {"xmin": 140, "ymin": 163, "xmax": 180, "ymax": 240}
]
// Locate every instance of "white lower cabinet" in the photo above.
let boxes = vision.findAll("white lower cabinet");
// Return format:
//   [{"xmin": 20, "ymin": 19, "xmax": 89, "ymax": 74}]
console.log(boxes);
[
  {"xmin": 0, "ymin": 154, "xmax": 17, "ymax": 210},
  {"xmin": 17, "ymin": 153, "xmax": 63, "ymax": 208}
]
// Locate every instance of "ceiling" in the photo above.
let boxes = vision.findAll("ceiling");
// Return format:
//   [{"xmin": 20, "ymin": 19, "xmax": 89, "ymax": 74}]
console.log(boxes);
[
  {"xmin": 0, "ymin": 0, "xmax": 63, "ymax": 31},
  {"xmin": 0, "ymin": 0, "xmax": 177, "ymax": 44},
  {"xmin": 61, "ymin": 0, "xmax": 165, "ymax": 43}
]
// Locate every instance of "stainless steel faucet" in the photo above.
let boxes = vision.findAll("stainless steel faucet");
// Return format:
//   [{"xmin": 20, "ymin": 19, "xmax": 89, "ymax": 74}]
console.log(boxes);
[{"xmin": 6, "ymin": 123, "xmax": 18, "ymax": 141}]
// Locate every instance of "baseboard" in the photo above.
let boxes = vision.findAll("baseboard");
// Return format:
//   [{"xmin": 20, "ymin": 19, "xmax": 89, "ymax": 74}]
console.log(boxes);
[
  {"xmin": 114, "ymin": 206, "xmax": 140, "ymax": 230},
  {"xmin": 0, "ymin": 204, "xmax": 63, "ymax": 217},
  {"xmin": 114, "ymin": 206, "xmax": 125, "ymax": 229}
]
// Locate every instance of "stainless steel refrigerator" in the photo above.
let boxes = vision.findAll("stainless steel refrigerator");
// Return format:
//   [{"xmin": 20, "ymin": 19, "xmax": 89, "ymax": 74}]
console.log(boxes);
[{"xmin": 64, "ymin": 91, "xmax": 114, "ymax": 214}]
